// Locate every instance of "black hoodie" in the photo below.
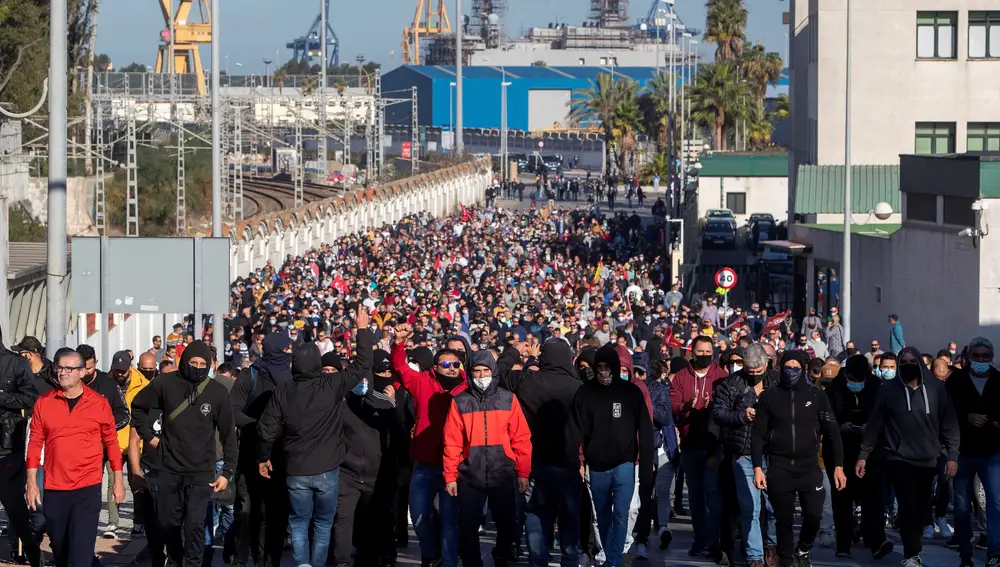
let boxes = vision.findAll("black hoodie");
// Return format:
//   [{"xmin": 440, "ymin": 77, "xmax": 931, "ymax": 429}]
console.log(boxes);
[
  {"xmin": 0, "ymin": 327, "xmax": 37, "ymax": 459},
  {"xmin": 824, "ymin": 355, "xmax": 882, "ymax": 464},
  {"xmin": 255, "ymin": 330, "xmax": 374, "ymax": 476},
  {"xmin": 499, "ymin": 339, "xmax": 582, "ymax": 469},
  {"xmin": 566, "ymin": 344, "xmax": 654, "ymax": 490},
  {"xmin": 131, "ymin": 341, "xmax": 238, "ymax": 481}
]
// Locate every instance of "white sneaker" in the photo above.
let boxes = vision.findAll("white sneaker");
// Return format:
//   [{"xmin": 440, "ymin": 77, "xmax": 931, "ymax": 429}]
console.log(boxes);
[
  {"xmin": 935, "ymin": 518, "xmax": 953, "ymax": 539},
  {"xmin": 635, "ymin": 543, "xmax": 649, "ymax": 560},
  {"xmin": 922, "ymin": 524, "xmax": 936, "ymax": 539},
  {"xmin": 102, "ymin": 525, "xmax": 118, "ymax": 539},
  {"xmin": 902, "ymin": 556, "xmax": 923, "ymax": 567}
]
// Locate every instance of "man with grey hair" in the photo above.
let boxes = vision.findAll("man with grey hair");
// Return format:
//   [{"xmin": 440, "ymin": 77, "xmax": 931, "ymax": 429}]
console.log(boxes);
[{"xmin": 712, "ymin": 343, "xmax": 778, "ymax": 567}]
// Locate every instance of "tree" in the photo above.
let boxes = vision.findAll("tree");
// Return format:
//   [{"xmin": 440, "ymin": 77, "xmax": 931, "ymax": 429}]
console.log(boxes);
[
  {"xmin": 301, "ymin": 76, "xmax": 317, "ymax": 97},
  {"xmin": 120, "ymin": 62, "xmax": 147, "ymax": 72},
  {"xmin": 705, "ymin": 0, "xmax": 747, "ymax": 63},
  {"xmin": 333, "ymin": 76, "xmax": 348, "ymax": 96},
  {"xmin": 531, "ymin": 60, "xmax": 548, "ymax": 67},
  {"xmin": 567, "ymin": 74, "xmax": 641, "ymax": 174},
  {"xmin": 0, "ymin": 0, "xmax": 48, "ymax": 113},
  {"xmin": 611, "ymin": 98, "xmax": 644, "ymax": 175},
  {"xmin": 772, "ymin": 93, "xmax": 789, "ymax": 121},
  {"xmin": 738, "ymin": 40, "xmax": 783, "ymax": 107},
  {"xmin": 7, "ymin": 200, "xmax": 46, "ymax": 242},
  {"xmin": 94, "ymin": 53, "xmax": 111, "ymax": 71},
  {"xmin": 688, "ymin": 63, "xmax": 750, "ymax": 150},
  {"xmin": 640, "ymin": 153, "xmax": 671, "ymax": 185}
]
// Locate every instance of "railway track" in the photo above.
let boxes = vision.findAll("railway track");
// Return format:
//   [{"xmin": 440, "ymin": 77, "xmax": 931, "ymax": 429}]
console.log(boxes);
[{"xmin": 238, "ymin": 177, "xmax": 349, "ymax": 218}]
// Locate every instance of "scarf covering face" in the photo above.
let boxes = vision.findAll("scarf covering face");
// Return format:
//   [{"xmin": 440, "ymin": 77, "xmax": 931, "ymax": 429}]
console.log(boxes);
[{"xmin": 256, "ymin": 333, "xmax": 293, "ymax": 385}]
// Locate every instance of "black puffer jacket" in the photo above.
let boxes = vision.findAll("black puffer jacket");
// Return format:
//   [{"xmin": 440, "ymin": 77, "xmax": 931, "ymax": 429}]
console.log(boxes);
[
  {"xmin": 712, "ymin": 370, "xmax": 775, "ymax": 456},
  {"xmin": 0, "ymin": 328, "xmax": 38, "ymax": 458},
  {"xmin": 341, "ymin": 388, "xmax": 409, "ymax": 484}
]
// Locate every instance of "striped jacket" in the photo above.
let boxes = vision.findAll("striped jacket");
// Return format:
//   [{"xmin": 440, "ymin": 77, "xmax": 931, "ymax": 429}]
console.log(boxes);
[{"xmin": 443, "ymin": 378, "xmax": 532, "ymax": 490}]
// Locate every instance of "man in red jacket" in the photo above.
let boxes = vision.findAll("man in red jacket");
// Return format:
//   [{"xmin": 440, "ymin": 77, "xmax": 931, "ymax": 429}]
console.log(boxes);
[
  {"xmin": 391, "ymin": 323, "xmax": 467, "ymax": 567},
  {"xmin": 27, "ymin": 349, "xmax": 125, "ymax": 567},
  {"xmin": 669, "ymin": 335, "xmax": 728, "ymax": 559}
]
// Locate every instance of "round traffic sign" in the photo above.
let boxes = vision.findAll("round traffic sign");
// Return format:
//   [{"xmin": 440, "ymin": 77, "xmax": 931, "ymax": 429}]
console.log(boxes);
[
  {"xmin": 715, "ymin": 267, "xmax": 738, "ymax": 290},
  {"xmin": 538, "ymin": 141, "xmax": 544, "ymax": 148}
]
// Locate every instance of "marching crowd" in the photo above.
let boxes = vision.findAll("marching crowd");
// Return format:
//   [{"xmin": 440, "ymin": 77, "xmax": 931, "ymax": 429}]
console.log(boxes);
[{"xmin": 0, "ymin": 200, "xmax": 996, "ymax": 567}]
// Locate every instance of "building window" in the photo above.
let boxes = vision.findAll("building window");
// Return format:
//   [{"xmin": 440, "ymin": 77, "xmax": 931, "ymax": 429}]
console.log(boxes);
[
  {"xmin": 943, "ymin": 196, "xmax": 976, "ymax": 226},
  {"xmin": 906, "ymin": 192, "xmax": 938, "ymax": 223},
  {"xmin": 875, "ymin": 285, "xmax": 883, "ymax": 304},
  {"xmin": 599, "ymin": 57, "xmax": 608, "ymax": 65},
  {"xmin": 914, "ymin": 122, "xmax": 955, "ymax": 154},
  {"xmin": 726, "ymin": 192, "xmax": 747, "ymax": 215},
  {"xmin": 578, "ymin": 58, "xmax": 586, "ymax": 65},
  {"xmin": 917, "ymin": 12, "xmax": 957, "ymax": 59},
  {"xmin": 968, "ymin": 122, "xmax": 1000, "ymax": 151},
  {"xmin": 969, "ymin": 12, "xmax": 1000, "ymax": 58}
]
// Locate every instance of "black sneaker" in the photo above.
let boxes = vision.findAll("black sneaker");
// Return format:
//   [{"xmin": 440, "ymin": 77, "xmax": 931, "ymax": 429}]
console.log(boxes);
[
  {"xmin": 873, "ymin": 540, "xmax": 893, "ymax": 560},
  {"xmin": 795, "ymin": 549, "xmax": 812, "ymax": 567},
  {"xmin": 658, "ymin": 527, "xmax": 673, "ymax": 550},
  {"xmin": 960, "ymin": 555, "xmax": 974, "ymax": 567},
  {"xmin": 978, "ymin": 535, "xmax": 988, "ymax": 551},
  {"xmin": 835, "ymin": 550, "xmax": 851, "ymax": 558}
]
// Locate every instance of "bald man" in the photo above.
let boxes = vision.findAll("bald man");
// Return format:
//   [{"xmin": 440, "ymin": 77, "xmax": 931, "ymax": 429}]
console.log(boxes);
[{"xmin": 138, "ymin": 352, "xmax": 158, "ymax": 381}]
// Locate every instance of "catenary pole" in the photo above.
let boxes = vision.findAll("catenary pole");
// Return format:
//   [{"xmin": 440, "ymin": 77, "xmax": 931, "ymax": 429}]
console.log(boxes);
[
  {"xmin": 842, "ymin": 0, "xmax": 853, "ymax": 340},
  {"xmin": 46, "ymin": 0, "xmax": 68, "ymax": 356},
  {"xmin": 211, "ymin": 0, "xmax": 225, "ymax": 359},
  {"xmin": 455, "ymin": 0, "xmax": 463, "ymax": 155}
]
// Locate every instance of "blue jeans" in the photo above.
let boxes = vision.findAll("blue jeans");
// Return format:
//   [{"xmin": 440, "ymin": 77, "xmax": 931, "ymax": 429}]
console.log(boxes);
[
  {"xmin": 734, "ymin": 456, "xmax": 776, "ymax": 561},
  {"xmin": 409, "ymin": 462, "xmax": 460, "ymax": 567},
  {"xmin": 681, "ymin": 448, "xmax": 721, "ymax": 551},
  {"xmin": 205, "ymin": 461, "xmax": 234, "ymax": 546},
  {"xmin": 525, "ymin": 464, "xmax": 582, "ymax": 567},
  {"xmin": 286, "ymin": 470, "xmax": 340, "ymax": 567},
  {"xmin": 588, "ymin": 463, "xmax": 635, "ymax": 567},
  {"xmin": 954, "ymin": 453, "xmax": 1000, "ymax": 557}
]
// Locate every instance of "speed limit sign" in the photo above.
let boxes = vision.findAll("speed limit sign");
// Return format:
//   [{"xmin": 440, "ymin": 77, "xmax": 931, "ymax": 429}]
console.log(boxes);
[{"xmin": 715, "ymin": 267, "xmax": 738, "ymax": 290}]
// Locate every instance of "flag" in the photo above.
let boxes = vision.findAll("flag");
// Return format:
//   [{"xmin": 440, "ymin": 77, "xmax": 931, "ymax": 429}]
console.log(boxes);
[
  {"xmin": 592, "ymin": 261, "xmax": 603, "ymax": 284},
  {"xmin": 461, "ymin": 204, "xmax": 472, "ymax": 222},
  {"xmin": 764, "ymin": 310, "xmax": 792, "ymax": 333},
  {"xmin": 725, "ymin": 312, "xmax": 746, "ymax": 330},
  {"xmin": 433, "ymin": 255, "xmax": 441, "ymax": 272}
]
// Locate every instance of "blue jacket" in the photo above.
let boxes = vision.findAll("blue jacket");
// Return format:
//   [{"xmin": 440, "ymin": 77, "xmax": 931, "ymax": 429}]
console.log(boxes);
[
  {"xmin": 890, "ymin": 322, "xmax": 905, "ymax": 353},
  {"xmin": 646, "ymin": 378, "xmax": 677, "ymax": 457}
]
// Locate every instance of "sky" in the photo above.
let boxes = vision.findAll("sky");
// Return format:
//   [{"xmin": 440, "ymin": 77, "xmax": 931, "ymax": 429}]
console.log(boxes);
[{"xmin": 97, "ymin": 0, "xmax": 789, "ymax": 74}]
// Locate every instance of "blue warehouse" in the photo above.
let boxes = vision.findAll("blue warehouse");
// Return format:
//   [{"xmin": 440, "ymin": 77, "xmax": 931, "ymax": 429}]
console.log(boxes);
[{"xmin": 382, "ymin": 65, "xmax": 675, "ymax": 132}]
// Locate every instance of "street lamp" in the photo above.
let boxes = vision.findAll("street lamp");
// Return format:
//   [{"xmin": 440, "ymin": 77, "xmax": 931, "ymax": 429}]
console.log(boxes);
[
  {"xmin": 449, "ymin": 81, "xmax": 457, "ymax": 141},
  {"xmin": 263, "ymin": 59, "xmax": 272, "ymax": 87},
  {"xmin": 484, "ymin": 57, "xmax": 510, "ymax": 181}
]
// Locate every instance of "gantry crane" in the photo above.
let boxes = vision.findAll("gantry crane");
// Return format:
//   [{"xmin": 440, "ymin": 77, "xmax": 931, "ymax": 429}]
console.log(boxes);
[
  {"xmin": 286, "ymin": 0, "xmax": 340, "ymax": 65},
  {"xmin": 401, "ymin": 0, "xmax": 451, "ymax": 65},
  {"xmin": 154, "ymin": 0, "xmax": 212, "ymax": 95}
]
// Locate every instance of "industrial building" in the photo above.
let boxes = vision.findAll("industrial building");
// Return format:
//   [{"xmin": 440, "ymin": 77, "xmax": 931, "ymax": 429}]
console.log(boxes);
[{"xmin": 382, "ymin": 65, "xmax": 674, "ymax": 132}]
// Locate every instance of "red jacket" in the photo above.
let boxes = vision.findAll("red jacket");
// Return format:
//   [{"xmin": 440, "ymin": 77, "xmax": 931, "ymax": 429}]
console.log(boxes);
[
  {"xmin": 27, "ymin": 387, "xmax": 122, "ymax": 491},
  {"xmin": 443, "ymin": 380, "xmax": 532, "ymax": 489},
  {"xmin": 669, "ymin": 362, "xmax": 728, "ymax": 450},
  {"xmin": 391, "ymin": 343, "xmax": 468, "ymax": 468}
]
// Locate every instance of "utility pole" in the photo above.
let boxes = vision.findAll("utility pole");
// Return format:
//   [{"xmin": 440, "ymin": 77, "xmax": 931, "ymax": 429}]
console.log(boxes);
[
  {"xmin": 411, "ymin": 85, "xmax": 420, "ymax": 173},
  {"xmin": 211, "ymin": 0, "xmax": 224, "ymax": 360},
  {"xmin": 356, "ymin": 54, "xmax": 366, "ymax": 87},
  {"xmin": 455, "ymin": 0, "xmax": 464, "ymax": 155},
  {"xmin": 95, "ymin": 104, "xmax": 106, "ymax": 235},
  {"xmin": 47, "ymin": 0, "xmax": 69, "ymax": 355},
  {"xmin": 842, "ymin": 0, "xmax": 853, "ymax": 340},
  {"xmin": 318, "ymin": 0, "xmax": 328, "ymax": 181}
]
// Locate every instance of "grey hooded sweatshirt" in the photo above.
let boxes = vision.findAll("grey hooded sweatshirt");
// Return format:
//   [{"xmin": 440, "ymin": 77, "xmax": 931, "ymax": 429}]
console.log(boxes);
[{"xmin": 858, "ymin": 346, "xmax": 960, "ymax": 467}]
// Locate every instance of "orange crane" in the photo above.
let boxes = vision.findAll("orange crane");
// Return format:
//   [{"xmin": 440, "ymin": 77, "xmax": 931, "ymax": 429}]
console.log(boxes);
[
  {"xmin": 154, "ymin": 0, "xmax": 212, "ymax": 95},
  {"xmin": 401, "ymin": 0, "xmax": 451, "ymax": 65}
]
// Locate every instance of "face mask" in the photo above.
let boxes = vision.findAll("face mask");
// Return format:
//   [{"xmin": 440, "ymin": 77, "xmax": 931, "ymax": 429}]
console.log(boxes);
[
  {"xmin": 970, "ymin": 361, "xmax": 991, "ymax": 374},
  {"xmin": 597, "ymin": 369, "xmax": 613, "ymax": 386},
  {"xmin": 270, "ymin": 320, "xmax": 277, "ymax": 325},
  {"xmin": 899, "ymin": 363, "xmax": 921, "ymax": 382},
  {"xmin": 949, "ymin": 349, "xmax": 957, "ymax": 356},
  {"xmin": 581, "ymin": 366, "xmax": 595, "ymax": 381},
  {"xmin": 619, "ymin": 371, "xmax": 630, "ymax": 381},
  {"xmin": 352, "ymin": 379, "xmax": 369, "ymax": 396},
  {"xmin": 139, "ymin": 369, "xmax": 157, "ymax": 381},
  {"xmin": 780, "ymin": 367, "xmax": 802, "ymax": 387},
  {"xmin": 847, "ymin": 381, "xmax": 865, "ymax": 393},
  {"xmin": 729, "ymin": 364, "xmax": 743, "ymax": 375},
  {"xmin": 692, "ymin": 354, "xmax": 713, "ymax": 370},
  {"xmin": 881, "ymin": 368, "xmax": 896, "ymax": 380},
  {"xmin": 871, "ymin": 346, "xmax": 879, "ymax": 353},
  {"xmin": 474, "ymin": 376, "xmax": 493, "ymax": 390},
  {"xmin": 746, "ymin": 372, "xmax": 765, "ymax": 386},
  {"xmin": 187, "ymin": 365, "xmax": 209, "ymax": 383},
  {"xmin": 208, "ymin": 366, "xmax": 215, "ymax": 379}
]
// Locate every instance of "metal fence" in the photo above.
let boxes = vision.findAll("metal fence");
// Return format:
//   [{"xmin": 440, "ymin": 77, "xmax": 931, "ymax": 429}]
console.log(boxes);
[{"xmin": 82, "ymin": 72, "xmax": 373, "ymax": 96}]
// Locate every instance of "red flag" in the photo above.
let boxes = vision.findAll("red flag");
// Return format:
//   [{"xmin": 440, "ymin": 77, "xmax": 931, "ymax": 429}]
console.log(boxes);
[
  {"xmin": 461, "ymin": 204, "xmax": 472, "ymax": 222},
  {"xmin": 764, "ymin": 310, "xmax": 792, "ymax": 333},
  {"xmin": 725, "ymin": 312, "xmax": 746, "ymax": 330},
  {"xmin": 433, "ymin": 255, "xmax": 441, "ymax": 272}
]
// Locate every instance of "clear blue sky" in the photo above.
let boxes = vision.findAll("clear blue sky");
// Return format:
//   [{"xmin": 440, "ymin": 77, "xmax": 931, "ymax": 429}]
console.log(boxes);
[{"xmin": 98, "ymin": 0, "xmax": 788, "ymax": 73}]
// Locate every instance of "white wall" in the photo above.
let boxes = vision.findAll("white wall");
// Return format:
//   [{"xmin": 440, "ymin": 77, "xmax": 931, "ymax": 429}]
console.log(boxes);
[{"xmin": 697, "ymin": 176, "xmax": 789, "ymax": 224}]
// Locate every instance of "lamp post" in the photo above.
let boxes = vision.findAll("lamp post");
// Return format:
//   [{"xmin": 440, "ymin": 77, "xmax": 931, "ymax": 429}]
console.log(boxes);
[
  {"xmin": 455, "ymin": 0, "xmax": 464, "ymax": 154},
  {"xmin": 842, "ymin": 0, "xmax": 853, "ymax": 339},
  {"xmin": 608, "ymin": 51, "xmax": 615, "ymax": 81},
  {"xmin": 449, "ymin": 81, "xmax": 457, "ymax": 140}
]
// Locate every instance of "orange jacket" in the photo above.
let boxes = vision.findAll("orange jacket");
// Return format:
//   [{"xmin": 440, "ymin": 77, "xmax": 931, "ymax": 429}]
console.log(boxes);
[{"xmin": 443, "ymin": 379, "xmax": 532, "ymax": 489}]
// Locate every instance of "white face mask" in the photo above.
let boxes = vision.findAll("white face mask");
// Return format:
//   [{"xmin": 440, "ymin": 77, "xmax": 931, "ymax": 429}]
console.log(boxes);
[
  {"xmin": 730, "ymin": 364, "xmax": 743, "ymax": 374},
  {"xmin": 474, "ymin": 376, "xmax": 493, "ymax": 391},
  {"xmin": 408, "ymin": 362, "xmax": 422, "ymax": 372}
]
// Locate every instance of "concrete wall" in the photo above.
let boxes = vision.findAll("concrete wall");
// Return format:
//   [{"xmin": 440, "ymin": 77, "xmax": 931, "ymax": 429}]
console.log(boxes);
[
  {"xmin": 61, "ymin": 158, "xmax": 492, "ymax": 359},
  {"xmin": 697, "ymin": 176, "xmax": 789, "ymax": 224},
  {"xmin": 23, "ymin": 176, "xmax": 97, "ymax": 234}
]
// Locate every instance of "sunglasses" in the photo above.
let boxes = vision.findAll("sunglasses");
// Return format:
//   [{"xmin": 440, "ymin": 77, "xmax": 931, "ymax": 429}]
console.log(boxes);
[{"xmin": 438, "ymin": 361, "xmax": 462, "ymax": 369}]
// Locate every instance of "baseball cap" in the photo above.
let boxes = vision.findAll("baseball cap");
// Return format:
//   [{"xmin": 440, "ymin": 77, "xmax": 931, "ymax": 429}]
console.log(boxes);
[
  {"xmin": 111, "ymin": 350, "xmax": 133, "ymax": 371},
  {"xmin": 373, "ymin": 349, "xmax": 392, "ymax": 373},
  {"xmin": 13, "ymin": 336, "xmax": 43, "ymax": 355}
]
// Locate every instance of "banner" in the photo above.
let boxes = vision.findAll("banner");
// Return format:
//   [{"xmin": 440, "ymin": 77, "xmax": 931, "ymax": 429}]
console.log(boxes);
[{"xmin": 764, "ymin": 310, "xmax": 792, "ymax": 333}]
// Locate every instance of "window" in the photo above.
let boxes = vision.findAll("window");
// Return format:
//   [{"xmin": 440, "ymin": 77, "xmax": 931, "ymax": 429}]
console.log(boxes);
[
  {"xmin": 726, "ymin": 192, "xmax": 747, "ymax": 215},
  {"xmin": 875, "ymin": 285, "xmax": 883, "ymax": 304},
  {"xmin": 968, "ymin": 122, "xmax": 1000, "ymax": 151},
  {"xmin": 914, "ymin": 122, "xmax": 955, "ymax": 154},
  {"xmin": 969, "ymin": 12, "xmax": 1000, "ymax": 58},
  {"xmin": 943, "ymin": 196, "xmax": 976, "ymax": 226},
  {"xmin": 917, "ymin": 12, "xmax": 957, "ymax": 59},
  {"xmin": 578, "ymin": 58, "xmax": 586, "ymax": 65},
  {"xmin": 906, "ymin": 192, "xmax": 938, "ymax": 222}
]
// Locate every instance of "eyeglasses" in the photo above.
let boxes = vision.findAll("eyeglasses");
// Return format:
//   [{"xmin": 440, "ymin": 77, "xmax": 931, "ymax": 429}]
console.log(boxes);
[
  {"xmin": 55, "ymin": 366, "xmax": 84, "ymax": 374},
  {"xmin": 438, "ymin": 361, "xmax": 461, "ymax": 369}
]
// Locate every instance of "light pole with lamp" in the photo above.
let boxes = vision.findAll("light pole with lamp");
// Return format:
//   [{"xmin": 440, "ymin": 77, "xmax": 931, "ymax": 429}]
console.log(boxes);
[
  {"xmin": 449, "ymin": 81, "xmax": 457, "ymax": 143},
  {"xmin": 263, "ymin": 59, "xmax": 272, "ymax": 87},
  {"xmin": 483, "ymin": 57, "xmax": 510, "ymax": 182},
  {"xmin": 842, "ymin": 0, "xmax": 853, "ymax": 339}
]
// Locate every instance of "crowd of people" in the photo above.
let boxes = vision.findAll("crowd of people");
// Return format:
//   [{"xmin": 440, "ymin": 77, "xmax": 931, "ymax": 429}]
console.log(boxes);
[{"xmin": 0, "ymin": 199, "xmax": 996, "ymax": 567}]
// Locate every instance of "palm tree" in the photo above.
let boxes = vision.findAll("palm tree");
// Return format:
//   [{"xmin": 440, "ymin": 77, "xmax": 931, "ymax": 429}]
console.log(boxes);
[
  {"xmin": 772, "ymin": 93, "xmax": 790, "ymax": 121},
  {"xmin": 647, "ymin": 71, "xmax": 674, "ymax": 151},
  {"xmin": 705, "ymin": 0, "xmax": 747, "ymax": 62},
  {"xmin": 567, "ymin": 74, "xmax": 641, "ymax": 173},
  {"xmin": 744, "ymin": 100, "xmax": 775, "ymax": 150},
  {"xmin": 612, "ymin": 99, "xmax": 644, "ymax": 175},
  {"xmin": 739, "ymin": 40, "xmax": 784, "ymax": 107},
  {"xmin": 640, "ymin": 153, "xmax": 671, "ymax": 184},
  {"xmin": 301, "ymin": 76, "xmax": 317, "ymax": 98},
  {"xmin": 334, "ymin": 77, "xmax": 348, "ymax": 96},
  {"xmin": 688, "ymin": 63, "xmax": 750, "ymax": 150}
]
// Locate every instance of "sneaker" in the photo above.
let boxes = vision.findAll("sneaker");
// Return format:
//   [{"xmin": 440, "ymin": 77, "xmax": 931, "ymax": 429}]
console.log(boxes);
[
  {"xmin": 131, "ymin": 524, "xmax": 145, "ymax": 537},
  {"xmin": 922, "ymin": 525, "xmax": 936, "ymax": 539},
  {"xmin": 959, "ymin": 555, "xmax": 974, "ymax": 567},
  {"xmin": 977, "ymin": 535, "xmax": 988, "ymax": 550},
  {"xmin": 795, "ymin": 549, "xmax": 812, "ymax": 567},
  {"xmin": 765, "ymin": 546, "xmax": 778, "ymax": 567},
  {"xmin": 634, "ymin": 543, "xmax": 648, "ymax": 560},
  {"xmin": 986, "ymin": 555, "xmax": 1000, "ymax": 567},
  {"xmin": 102, "ymin": 525, "xmax": 118, "ymax": 540},
  {"xmin": 836, "ymin": 550, "xmax": 851, "ymax": 558},
  {"xmin": 936, "ymin": 518, "xmax": 954, "ymax": 539},
  {"xmin": 689, "ymin": 546, "xmax": 705, "ymax": 557},
  {"xmin": 817, "ymin": 529, "xmax": 836, "ymax": 548},
  {"xmin": 658, "ymin": 527, "xmax": 673, "ymax": 550},
  {"xmin": 902, "ymin": 557, "xmax": 923, "ymax": 567},
  {"xmin": 873, "ymin": 540, "xmax": 894, "ymax": 560}
]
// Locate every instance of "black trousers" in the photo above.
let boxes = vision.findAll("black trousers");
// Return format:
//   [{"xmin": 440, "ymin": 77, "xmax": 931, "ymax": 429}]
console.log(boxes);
[
  {"xmin": 134, "ymin": 483, "xmax": 167, "ymax": 567},
  {"xmin": 333, "ymin": 472, "xmax": 375, "ymax": 567},
  {"xmin": 767, "ymin": 464, "xmax": 825, "ymax": 567},
  {"xmin": 229, "ymin": 467, "xmax": 288, "ymax": 567},
  {"xmin": 457, "ymin": 480, "xmax": 518, "ymax": 567},
  {"xmin": 360, "ymin": 475, "xmax": 400, "ymax": 565},
  {"xmin": 886, "ymin": 461, "xmax": 936, "ymax": 559},
  {"xmin": 151, "ymin": 471, "xmax": 214, "ymax": 567},
  {"xmin": 826, "ymin": 460, "xmax": 886, "ymax": 553},
  {"xmin": 42, "ymin": 484, "xmax": 101, "ymax": 567},
  {"xmin": 395, "ymin": 478, "xmax": 410, "ymax": 546},
  {"xmin": 0, "ymin": 456, "xmax": 40, "ymax": 566},
  {"xmin": 718, "ymin": 453, "xmax": 740, "ymax": 555}
]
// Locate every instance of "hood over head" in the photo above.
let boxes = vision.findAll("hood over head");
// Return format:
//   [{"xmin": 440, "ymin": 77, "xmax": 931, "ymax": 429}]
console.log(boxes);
[
  {"xmin": 897, "ymin": 346, "xmax": 929, "ymax": 384},
  {"xmin": 615, "ymin": 345, "xmax": 634, "ymax": 378},
  {"xmin": 594, "ymin": 343, "xmax": 622, "ymax": 385},
  {"xmin": 539, "ymin": 339, "xmax": 579, "ymax": 380},
  {"xmin": 470, "ymin": 351, "xmax": 497, "ymax": 375},
  {"xmin": 407, "ymin": 347, "xmax": 434, "ymax": 372},
  {"xmin": 446, "ymin": 335, "xmax": 473, "ymax": 367},
  {"xmin": 778, "ymin": 349, "xmax": 811, "ymax": 389},
  {"xmin": 373, "ymin": 349, "xmax": 392, "ymax": 374},
  {"xmin": 646, "ymin": 337, "xmax": 664, "ymax": 364},
  {"xmin": 842, "ymin": 354, "xmax": 874, "ymax": 383},
  {"xmin": 631, "ymin": 352, "xmax": 650, "ymax": 374},
  {"xmin": 257, "ymin": 333, "xmax": 293, "ymax": 385},
  {"xmin": 321, "ymin": 351, "xmax": 344, "ymax": 372},
  {"xmin": 292, "ymin": 343, "xmax": 323, "ymax": 380},
  {"xmin": 178, "ymin": 340, "xmax": 212, "ymax": 382}
]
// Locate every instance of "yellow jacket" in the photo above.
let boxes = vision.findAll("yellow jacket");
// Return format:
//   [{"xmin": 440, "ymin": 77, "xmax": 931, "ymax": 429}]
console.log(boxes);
[{"xmin": 119, "ymin": 368, "xmax": 150, "ymax": 453}]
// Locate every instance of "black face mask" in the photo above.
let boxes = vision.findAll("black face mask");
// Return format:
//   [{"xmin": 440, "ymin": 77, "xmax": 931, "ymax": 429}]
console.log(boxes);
[
  {"xmin": 186, "ymin": 365, "xmax": 209, "ymax": 383},
  {"xmin": 580, "ymin": 366, "xmax": 595, "ymax": 381},
  {"xmin": 691, "ymin": 354, "xmax": 713, "ymax": 370},
  {"xmin": 900, "ymin": 363, "xmax": 922, "ymax": 382},
  {"xmin": 745, "ymin": 372, "xmax": 766, "ymax": 386},
  {"xmin": 372, "ymin": 373, "xmax": 394, "ymax": 391},
  {"xmin": 139, "ymin": 369, "xmax": 157, "ymax": 381},
  {"xmin": 780, "ymin": 367, "xmax": 803, "ymax": 388}
]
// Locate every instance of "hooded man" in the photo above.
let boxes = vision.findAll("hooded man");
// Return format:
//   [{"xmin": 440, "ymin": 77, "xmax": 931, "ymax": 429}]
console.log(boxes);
[
  {"xmin": 229, "ymin": 331, "xmax": 296, "ymax": 567},
  {"xmin": 256, "ymin": 311, "xmax": 375, "ymax": 567},
  {"xmin": 498, "ymin": 339, "xmax": 583, "ymax": 567},
  {"xmin": 567, "ymin": 344, "xmax": 654, "ymax": 567},
  {"xmin": 444, "ymin": 351, "xmax": 532, "ymax": 567},
  {"xmin": 751, "ymin": 350, "xmax": 846, "ymax": 567},
  {"xmin": 131, "ymin": 340, "xmax": 237, "ymax": 567},
  {"xmin": 857, "ymin": 346, "xmax": 960, "ymax": 567},
  {"xmin": 391, "ymin": 323, "xmax": 469, "ymax": 567}
]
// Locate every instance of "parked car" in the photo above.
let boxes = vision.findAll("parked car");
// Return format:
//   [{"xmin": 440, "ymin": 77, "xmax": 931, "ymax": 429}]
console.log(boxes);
[
  {"xmin": 541, "ymin": 154, "xmax": 563, "ymax": 172},
  {"xmin": 701, "ymin": 208, "xmax": 737, "ymax": 231},
  {"xmin": 703, "ymin": 218, "xmax": 737, "ymax": 249}
]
